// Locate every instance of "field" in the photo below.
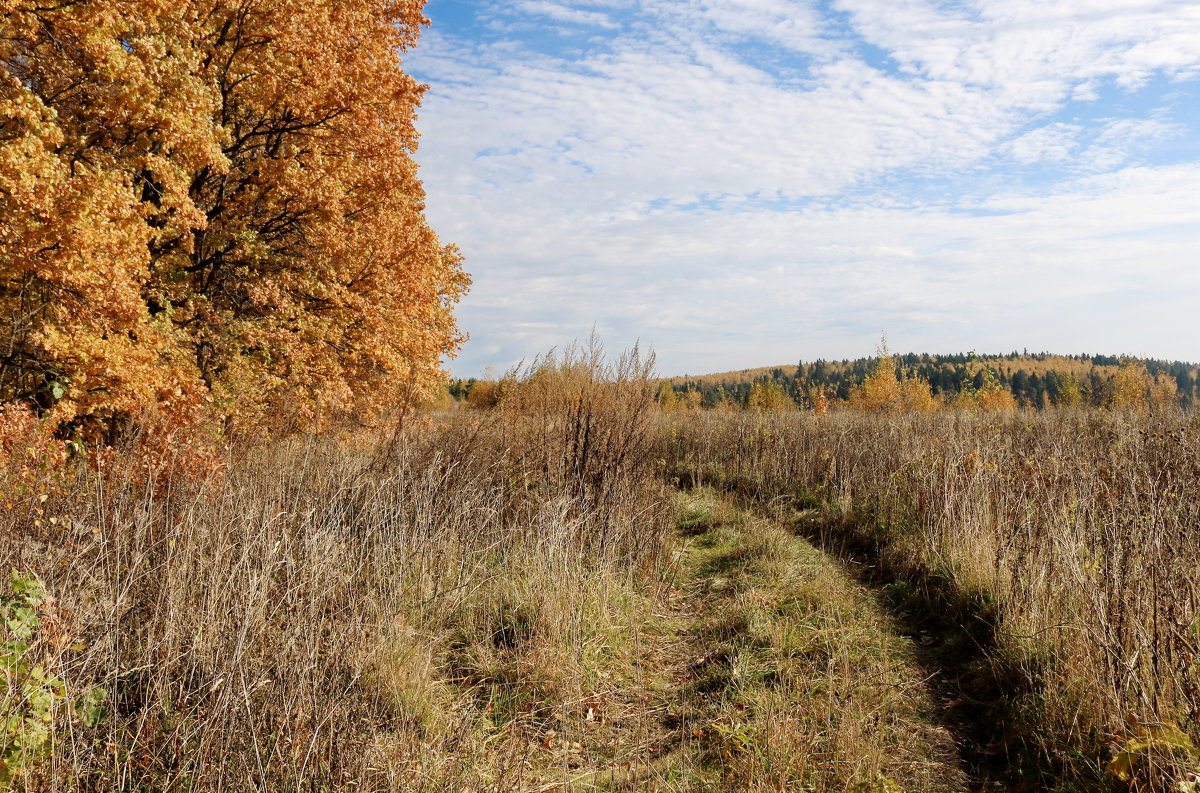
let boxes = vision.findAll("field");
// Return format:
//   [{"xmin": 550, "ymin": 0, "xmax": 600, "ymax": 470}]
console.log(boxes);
[
  {"xmin": 664, "ymin": 408, "xmax": 1200, "ymax": 791},
  {"xmin": 1, "ymin": 351, "xmax": 1198, "ymax": 792},
  {"xmin": 6, "ymin": 2, "xmax": 1198, "ymax": 789}
]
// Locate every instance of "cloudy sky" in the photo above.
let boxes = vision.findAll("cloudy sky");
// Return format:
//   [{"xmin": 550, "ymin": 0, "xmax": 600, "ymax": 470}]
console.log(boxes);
[{"xmin": 405, "ymin": 0, "xmax": 1200, "ymax": 377}]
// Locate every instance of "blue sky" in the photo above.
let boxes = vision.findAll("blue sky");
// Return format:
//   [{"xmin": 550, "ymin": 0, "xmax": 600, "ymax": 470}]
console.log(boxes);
[{"xmin": 405, "ymin": 0, "xmax": 1200, "ymax": 377}]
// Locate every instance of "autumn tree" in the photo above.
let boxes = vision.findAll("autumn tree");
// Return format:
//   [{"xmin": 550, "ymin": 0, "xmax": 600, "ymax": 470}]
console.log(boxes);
[
  {"xmin": 1106, "ymin": 359, "xmax": 1178, "ymax": 413},
  {"xmin": 746, "ymin": 380, "xmax": 794, "ymax": 412},
  {"xmin": 680, "ymin": 388, "xmax": 704, "ymax": 410},
  {"xmin": 948, "ymin": 352, "xmax": 1016, "ymax": 413},
  {"xmin": 849, "ymin": 337, "xmax": 936, "ymax": 414},
  {"xmin": 466, "ymin": 379, "xmax": 504, "ymax": 410},
  {"xmin": 804, "ymin": 384, "xmax": 831, "ymax": 416},
  {"xmin": 656, "ymin": 382, "xmax": 678, "ymax": 412},
  {"xmin": 849, "ymin": 355, "xmax": 901, "ymax": 412},
  {"xmin": 1053, "ymin": 373, "xmax": 1083, "ymax": 407},
  {"xmin": 0, "ymin": 0, "xmax": 468, "ymax": 443},
  {"xmin": 972, "ymin": 383, "xmax": 1017, "ymax": 412}
]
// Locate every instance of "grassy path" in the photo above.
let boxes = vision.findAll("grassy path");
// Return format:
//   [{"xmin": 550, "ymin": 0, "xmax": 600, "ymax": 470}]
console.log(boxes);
[
  {"xmin": 782, "ymin": 505, "xmax": 1093, "ymax": 793},
  {"xmin": 531, "ymin": 489, "xmax": 969, "ymax": 791}
]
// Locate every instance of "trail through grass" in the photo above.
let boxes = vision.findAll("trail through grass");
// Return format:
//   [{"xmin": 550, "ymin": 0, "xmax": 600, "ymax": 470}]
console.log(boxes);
[
  {"xmin": 786, "ymin": 505, "xmax": 1077, "ymax": 792},
  {"xmin": 530, "ymin": 489, "xmax": 968, "ymax": 791}
]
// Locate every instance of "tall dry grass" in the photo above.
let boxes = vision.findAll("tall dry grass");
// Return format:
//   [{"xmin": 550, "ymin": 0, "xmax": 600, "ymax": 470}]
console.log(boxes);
[
  {"xmin": 8, "ymin": 349, "xmax": 1198, "ymax": 791},
  {"xmin": 662, "ymin": 408, "xmax": 1200, "ymax": 787},
  {"xmin": 0, "ymin": 345, "xmax": 668, "ymax": 792}
]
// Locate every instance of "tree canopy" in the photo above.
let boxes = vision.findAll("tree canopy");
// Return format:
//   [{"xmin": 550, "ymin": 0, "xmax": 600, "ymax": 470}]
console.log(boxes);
[{"xmin": 1, "ymin": 0, "xmax": 468, "ymax": 441}]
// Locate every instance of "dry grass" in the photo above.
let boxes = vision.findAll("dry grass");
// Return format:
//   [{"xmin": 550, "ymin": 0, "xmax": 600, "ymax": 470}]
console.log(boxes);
[
  {"xmin": 652, "ymin": 489, "xmax": 966, "ymax": 792},
  {"xmin": 0, "ymin": 344, "xmax": 671, "ymax": 792},
  {"xmin": 662, "ymin": 408, "xmax": 1200, "ymax": 790},
  {"xmin": 7, "ymin": 350, "xmax": 1199, "ymax": 792}
]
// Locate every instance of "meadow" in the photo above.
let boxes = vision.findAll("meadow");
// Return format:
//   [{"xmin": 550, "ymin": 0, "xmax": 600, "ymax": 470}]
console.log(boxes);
[
  {"xmin": 8, "ymin": 3, "xmax": 1197, "ymax": 788},
  {"xmin": 663, "ymin": 407, "xmax": 1200, "ymax": 790},
  {"xmin": 1, "ymin": 348, "xmax": 1198, "ymax": 792}
]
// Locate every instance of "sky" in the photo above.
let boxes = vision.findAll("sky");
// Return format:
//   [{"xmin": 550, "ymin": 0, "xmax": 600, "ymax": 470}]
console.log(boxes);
[{"xmin": 404, "ymin": 0, "xmax": 1200, "ymax": 378}]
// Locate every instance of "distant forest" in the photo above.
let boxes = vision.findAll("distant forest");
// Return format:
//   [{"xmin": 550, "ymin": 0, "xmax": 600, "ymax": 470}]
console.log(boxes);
[
  {"xmin": 657, "ymin": 352, "xmax": 1200, "ymax": 410},
  {"xmin": 447, "ymin": 352, "xmax": 1199, "ymax": 410}
]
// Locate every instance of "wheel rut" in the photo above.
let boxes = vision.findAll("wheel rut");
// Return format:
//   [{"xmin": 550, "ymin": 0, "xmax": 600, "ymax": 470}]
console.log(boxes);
[
  {"xmin": 637, "ymin": 489, "xmax": 971, "ymax": 791},
  {"xmin": 783, "ymin": 506, "xmax": 1065, "ymax": 793}
]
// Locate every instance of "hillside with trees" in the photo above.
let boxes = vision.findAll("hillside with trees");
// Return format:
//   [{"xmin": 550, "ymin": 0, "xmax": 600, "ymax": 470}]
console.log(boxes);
[
  {"xmin": 656, "ymin": 351, "xmax": 1198, "ymax": 410},
  {"xmin": 5, "ymin": 1, "xmax": 1200, "ymax": 791}
]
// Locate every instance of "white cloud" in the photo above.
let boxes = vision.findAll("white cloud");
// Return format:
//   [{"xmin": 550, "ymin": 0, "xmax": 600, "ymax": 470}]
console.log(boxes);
[
  {"xmin": 689, "ymin": 0, "xmax": 842, "ymax": 57},
  {"xmin": 408, "ymin": 1, "xmax": 1200, "ymax": 374},
  {"xmin": 514, "ymin": 1, "xmax": 619, "ymax": 29},
  {"xmin": 834, "ymin": 0, "xmax": 1200, "ymax": 99},
  {"xmin": 1080, "ymin": 117, "xmax": 1180, "ymax": 169},
  {"xmin": 1008, "ymin": 123, "xmax": 1082, "ymax": 164},
  {"xmin": 432, "ymin": 162, "xmax": 1200, "ymax": 374}
]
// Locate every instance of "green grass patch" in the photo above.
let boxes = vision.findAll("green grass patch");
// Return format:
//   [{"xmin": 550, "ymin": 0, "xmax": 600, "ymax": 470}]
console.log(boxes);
[{"xmin": 662, "ymin": 488, "xmax": 967, "ymax": 793}]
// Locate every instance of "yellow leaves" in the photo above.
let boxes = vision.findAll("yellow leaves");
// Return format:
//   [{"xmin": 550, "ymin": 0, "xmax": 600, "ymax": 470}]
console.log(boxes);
[
  {"xmin": 1106, "ymin": 359, "xmax": 1179, "ymax": 413},
  {"xmin": 898, "ymin": 375, "xmax": 937, "ymax": 413},
  {"xmin": 747, "ymin": 381, "xmax": 794, "ymax": 412},
  {"xmin": 1109, "ymin": 360, "xmax": 1155, "ymax": 413},
  {"xmin": 0, "ymin": 0, "xmax": 467, "ymax": 446},
  {"xmin": 849, "ymin": 341, "xmax": 936, "ymax": 414},
  {"xmin": 1108, "ymin": 721, "xmax": 1199, "ymax": 784},
  {"xmin": 972, "ymin": 384, "xmax": 1017, "ymax": 413}
]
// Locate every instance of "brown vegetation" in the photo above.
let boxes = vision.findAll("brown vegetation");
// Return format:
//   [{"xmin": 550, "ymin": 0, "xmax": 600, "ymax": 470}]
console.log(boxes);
[
  {"xmin": 4, "ymin": 341, "xmax": 1200, "ymax": 791},
  {"xmin": 663, "ymin": 407, "xmax": 1200, "ymax": 790},
  {"xmin": 0, "ymin": 347, "xmax": 671, "ymax": 791}
]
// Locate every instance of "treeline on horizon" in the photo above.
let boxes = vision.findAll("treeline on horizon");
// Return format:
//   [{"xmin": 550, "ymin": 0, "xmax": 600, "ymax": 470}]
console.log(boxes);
[{"xmin": 451, "ymin": 351, "xmax": 1200, "ymax": 411}]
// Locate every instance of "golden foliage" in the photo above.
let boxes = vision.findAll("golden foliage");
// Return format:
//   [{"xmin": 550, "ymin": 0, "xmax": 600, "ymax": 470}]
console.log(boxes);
[
  {"xmin": 0, "ymin": 0, "xmax": 468, "ymax": 443},
  {"xmin": 972, "ymin": 385, "xmax": 1017, "ymax": 412},
  {"xmin": 849, "ymin": 338, "xmax": 936, "ymax": 414},
  {"xmin": 898, "ymin": 372, "xmax": 938, "ymax": 413},
  {"xmin": 1109, "ymin": 360, "xmax": 1152, "ymax": 412},
  {"xmin": 849, "ymin": 359, "xmax": 901, "ymax": 413},
  {"xmin": 657, "ymin": 382, "xmax": 679, "ymax": 412},
  {"xmin": 1055, "ymin": 374, "xmax": 1083, "ymax": 407},
  {"xmin": 747, "ymin": 380, "xmax": 794, "ymax": 412},
  {"xmin": 1106, "ymin": 359, "xmax": 1179, "ymax": 413},
  {"xmin": 950, "ymin": 355, "xmax": 1017, "ymax": 413},
  {"xmin": 1150, "ymin": 374, "xmax": 1179, "ymax": 409},
  {"xmin": 466, "ymin": 379, "xmax": 504, "ymax": 410},
  {"xmin": 678, "ymin": 388, "xmax": 704, "ymax": 410},
  {"xmin": 659, "ymin": 384, "xmax": 702, "ymax": 411},
  {"xmin": 806, "ymin": 384, "xmax": 831, "ymax": 417}
]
